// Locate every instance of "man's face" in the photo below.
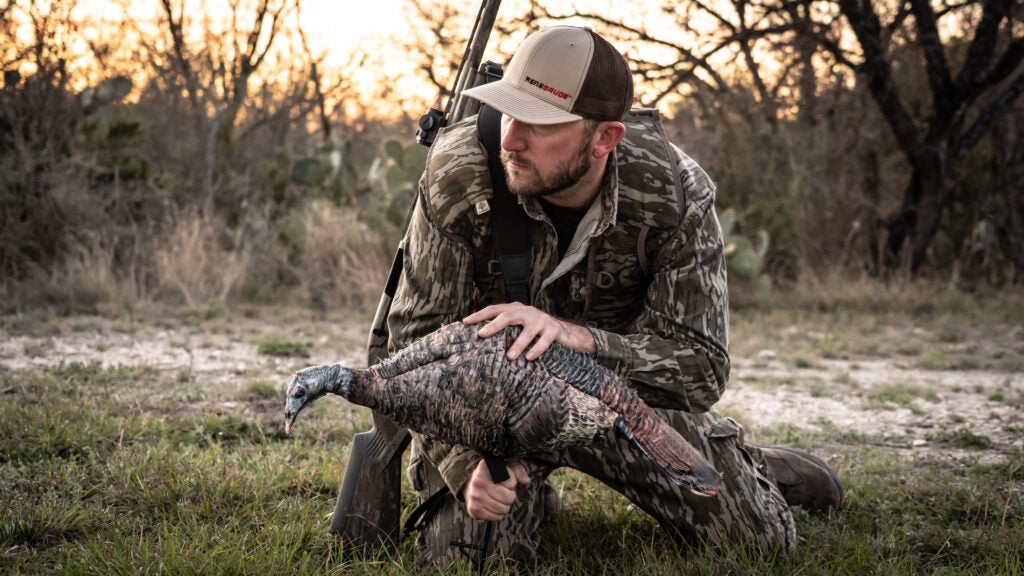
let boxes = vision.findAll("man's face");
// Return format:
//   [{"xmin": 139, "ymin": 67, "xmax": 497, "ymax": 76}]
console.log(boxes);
[{"xmin": 498, "ymin": 116, "xmax": 597, "ymax": 198}]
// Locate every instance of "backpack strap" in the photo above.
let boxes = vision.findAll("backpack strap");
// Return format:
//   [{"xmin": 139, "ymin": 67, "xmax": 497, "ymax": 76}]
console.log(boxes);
[{"xmin": 477, "ymin": 104, "xmax": 532, "ymax": 305}]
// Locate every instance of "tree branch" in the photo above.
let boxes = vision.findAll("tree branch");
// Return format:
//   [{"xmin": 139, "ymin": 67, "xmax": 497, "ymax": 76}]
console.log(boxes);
[
  {"xmin": 908, "ymin": 0, "xmax": 956, "ymax": 115},
  {"xmin": 955, "ymin": 0, "xmax": 1016, "ymax": 96},
  {"xmin": 158, "ymin": 0, "xmax": 199, "ymax": 109},
  {"xmin": 838, "ymin": 0, "xmax": 921, "ymax": 157},
  {"xmin": 955, "ymin": 71, "xmax": 1024, "ymax": 160}
]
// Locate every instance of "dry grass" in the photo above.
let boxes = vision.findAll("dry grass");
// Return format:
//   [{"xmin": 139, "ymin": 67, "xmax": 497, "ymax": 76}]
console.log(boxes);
[
  {"xmin": 294, "ymin": 200, "xmax": 393, "ymax": 312},
  {"xmin": 730, "ymin": 273, "xmax": 1023, "ymax": 364},
  {"xmin": 154, "ymin": 210, "xmax": 253, "ymax": 308},
  {"xmin": 2, "ymin": 199, "xmax": 396, "ymax": 319},
  {"xmin": 1, "ymin": 323, "xmax": 1021, "ymax": 575}
]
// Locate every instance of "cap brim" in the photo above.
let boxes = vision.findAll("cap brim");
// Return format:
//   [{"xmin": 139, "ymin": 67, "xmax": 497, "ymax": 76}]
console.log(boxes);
[{"xmin": 464, "ymin": 81, "xmax": 583, "ymax": 125}]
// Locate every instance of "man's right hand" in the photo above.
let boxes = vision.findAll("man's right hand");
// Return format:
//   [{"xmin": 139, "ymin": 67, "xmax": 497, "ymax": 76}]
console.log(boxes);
[
  {"xmin": 464, "ymin": 302, "xmax": 597, "ymax": 361},
  {"xmin": 462, "ymin": 458, "xmax": 531, "ymax": 521}
]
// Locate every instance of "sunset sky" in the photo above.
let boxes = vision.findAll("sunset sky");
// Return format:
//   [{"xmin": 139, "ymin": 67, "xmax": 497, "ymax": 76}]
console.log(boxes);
[
  {"xmin": 17, "ymin": 0, "xmax": 670, "ymax": 117},
  {"xmin": 299, "ymin": 0, "xmax": 410, "ymax": 60}
]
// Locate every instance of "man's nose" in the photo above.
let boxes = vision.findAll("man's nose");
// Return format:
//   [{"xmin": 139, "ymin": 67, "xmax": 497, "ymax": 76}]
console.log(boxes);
[{"xmin": 500, "ymin": 116, "xmax": 527, "ymax": 151}]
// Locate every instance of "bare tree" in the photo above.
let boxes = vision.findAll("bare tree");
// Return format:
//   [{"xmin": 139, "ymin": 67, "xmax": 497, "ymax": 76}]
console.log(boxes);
[
  {"xmin": 836, "ymin": 0, "xmax": 1023, "ymax": 275},
  {"xmin": 535, "ymin": 0, "xmax": 847, "ymax": 123},
  {"xmin": 535, "ymin": 0, "xmax": 1022, "ymax": 278},
  {"xmin": 152, "ymin": 0, "xmax": 296, "ymax": 214},
  {"xmin": 0, "ymin": 0, "xmax": 83, "ymax": 279},
  {"xmin": 399, "ymin": 0, "xmax": 474, "ymax": 107}
]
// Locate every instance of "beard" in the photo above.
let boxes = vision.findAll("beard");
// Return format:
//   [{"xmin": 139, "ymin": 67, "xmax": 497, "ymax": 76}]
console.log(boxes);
[{"xmin": 500, "ymin": 139, "xmax": 592, "ymax": 198}]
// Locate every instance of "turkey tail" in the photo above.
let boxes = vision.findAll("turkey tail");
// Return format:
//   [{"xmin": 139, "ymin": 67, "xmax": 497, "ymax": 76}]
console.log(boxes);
[
  {"xmin": 540, "ymin": 342, "xmax": 721, "ymax": 496},
  {"xmin": 615, "ymin": 419, "xmax": 721, "ymax": 496}
]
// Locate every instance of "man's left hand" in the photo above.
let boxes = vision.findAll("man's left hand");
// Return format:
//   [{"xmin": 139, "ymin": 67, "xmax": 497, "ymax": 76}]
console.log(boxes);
[{"xmin": 464, "ymin": 303, "xmax": 596, "ymax": 360}]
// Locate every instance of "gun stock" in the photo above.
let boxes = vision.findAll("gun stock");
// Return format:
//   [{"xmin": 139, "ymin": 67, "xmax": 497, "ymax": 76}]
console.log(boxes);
[
  {"xmin": 329, "ymin": 410, "xmax": 411, "ymax": 548},
  {"xmin": 330, "ymin": 257, "xmax": 410, "ymax": 549}
]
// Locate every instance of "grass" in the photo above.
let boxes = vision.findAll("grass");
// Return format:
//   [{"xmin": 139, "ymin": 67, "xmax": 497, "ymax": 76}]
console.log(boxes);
[
  {"xmin": 1, "ymin": 359, "xmax": 1021, "ymax": 575},
  {"xmin": 1, "ymin": 283, "xmax": 1022, "ymax": 574},
  {"xmin": 257, "ymin": 339, "xmax": 313, "ymax": 358},
  {"xmin": 728, "ymin": 279, "xmax": 1024, "ymax": 373},
  {"xmin": 861, "ymin": 384, "xmax": 940, "ymax": 414}
]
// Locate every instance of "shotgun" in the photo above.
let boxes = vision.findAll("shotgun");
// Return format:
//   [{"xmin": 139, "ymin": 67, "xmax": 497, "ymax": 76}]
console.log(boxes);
[{"xmin": 328, "ymin": 0, "xmax": 504, "ymax": 552}]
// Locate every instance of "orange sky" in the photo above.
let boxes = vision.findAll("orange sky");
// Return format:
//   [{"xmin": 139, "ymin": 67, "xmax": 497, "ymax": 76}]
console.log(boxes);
[
  {"xmin": 300, "ymin": 0, "xmax": 409, "ymax": 58},
  {"xmin": 301, "ymin": 0, "xmax": 443, "ymax": 118},
  {"xmin": 18, "ymin": 0, "xmax": 686, "ymax": 119}
]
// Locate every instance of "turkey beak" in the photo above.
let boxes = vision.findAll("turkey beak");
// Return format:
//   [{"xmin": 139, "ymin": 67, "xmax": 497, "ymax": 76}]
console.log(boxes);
[{"xmin": 284, "ymin": 410, "xmax": 296, "ymax": 436}]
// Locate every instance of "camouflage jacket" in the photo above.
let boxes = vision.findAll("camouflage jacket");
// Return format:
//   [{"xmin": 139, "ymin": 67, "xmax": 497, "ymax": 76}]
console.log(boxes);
[{"xmin": 387, "ymin": 109, "xmax": 729, "ymax": 496}]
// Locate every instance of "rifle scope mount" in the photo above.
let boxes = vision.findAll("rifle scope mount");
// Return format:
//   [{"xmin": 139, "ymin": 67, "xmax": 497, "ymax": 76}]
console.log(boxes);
[{"xmin": 416, "ymin": 107, "xmax": 445, "ymax": 147}]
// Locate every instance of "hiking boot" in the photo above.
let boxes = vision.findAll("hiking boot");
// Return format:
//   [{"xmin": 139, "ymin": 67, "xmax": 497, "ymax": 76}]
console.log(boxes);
[{"xmin": 747, "ymin": 444, "xmax": 844, "ymax": 513}]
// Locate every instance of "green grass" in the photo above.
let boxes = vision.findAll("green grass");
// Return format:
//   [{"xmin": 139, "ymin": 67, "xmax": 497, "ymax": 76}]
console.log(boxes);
[
  {"xmin": 1, "ymin": 361, "xmax": 1021, "ymax": 575},
  {"xmin": 728, "ymin": 281, "xmax": 1024, "ymax": 373},
  {"xmin": 861, "ymin": 384, "xmax": 940, "ymax": 414},
  {"xmin": 257, "ymin": 339, "xmax": 312, "ymax": 358}
]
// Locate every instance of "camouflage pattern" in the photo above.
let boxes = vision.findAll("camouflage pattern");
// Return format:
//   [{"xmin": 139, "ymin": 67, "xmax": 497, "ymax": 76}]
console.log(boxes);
[
  {"xmin": 387, "ymin": 108, "xmax": 794, "ymax": 563},
  {"xmin": 410, "ymin": 412, "xmax": 794, "ymax": 564}
]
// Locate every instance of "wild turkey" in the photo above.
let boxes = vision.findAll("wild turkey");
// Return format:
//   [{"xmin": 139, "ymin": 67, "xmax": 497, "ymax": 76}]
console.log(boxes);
[{"xmin": 284, "ymin": 321, "xmax": 722, "ymax": 496}]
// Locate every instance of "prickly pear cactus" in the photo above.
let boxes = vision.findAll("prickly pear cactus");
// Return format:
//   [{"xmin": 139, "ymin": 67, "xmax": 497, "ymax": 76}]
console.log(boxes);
[
  {"xmin": 381, "ymin": 139, "xmax": 427, "ymax": 225},
  {"xmin": 383, "ymin": 139, "xmax": 427, "ymax": 195},
  {"xmin": 290, "ymin": 140, "xmax": 362, "ymax": 206},
  {"xmin": 720, "ymin": 208, "xmax": 772, "ymax": 297},
  {"xmin": 78, "ymin": 76, "xmax": 132, "ymax": 112}
]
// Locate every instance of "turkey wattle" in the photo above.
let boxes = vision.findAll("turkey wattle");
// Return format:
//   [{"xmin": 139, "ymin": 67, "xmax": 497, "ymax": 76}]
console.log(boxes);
[{"xmin": 283, "ymin": 321, "xmax": 722, "ymax": 496}]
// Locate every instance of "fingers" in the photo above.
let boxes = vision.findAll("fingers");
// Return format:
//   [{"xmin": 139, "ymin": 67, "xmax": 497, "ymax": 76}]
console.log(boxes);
[
  {"xmin": 465, "ymin": 488, "xmax": 515, "ymax": 521},
  {"xmin": 462, "ymin": 304, "xmax": 514, "ymax": 329},
  {"xmin": 507, "ymin": 460, "xmax": 532, "ymax": 486},
  {"xmin": 522, "ymin": 330, "xmax": 556, "ymax": 361},
  {"xmin": 463, "ymin": 302, "xmax": 534, "ymax": 335},
  {"xmin": 463, "ymin": 303, "xmax": 563, "ymax": 360},
  {"xmin": 463, "ymin": 458, "xmax": 529, "ymax": 521}
]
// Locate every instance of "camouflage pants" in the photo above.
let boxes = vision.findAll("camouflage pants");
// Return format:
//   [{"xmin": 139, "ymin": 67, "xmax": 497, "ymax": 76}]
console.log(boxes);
[{"xmin": 407, "ymin": 409, "xmax": 796, "ymax": 564}]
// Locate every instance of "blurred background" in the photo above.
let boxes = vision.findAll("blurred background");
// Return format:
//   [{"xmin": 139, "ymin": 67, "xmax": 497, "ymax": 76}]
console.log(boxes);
[{"xmin": 2, "ymin": 0, "xmax": 1021, "ymax": 315}]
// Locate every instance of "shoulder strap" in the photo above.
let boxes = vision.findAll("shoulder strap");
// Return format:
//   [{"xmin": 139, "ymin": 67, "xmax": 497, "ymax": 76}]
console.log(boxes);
[{"xmin": 477, "ymin": 105, "xmax": 532, "ymax": 305}]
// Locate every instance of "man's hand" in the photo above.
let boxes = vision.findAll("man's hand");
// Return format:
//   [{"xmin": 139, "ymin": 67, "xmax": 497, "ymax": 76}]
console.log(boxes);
[
  {"xmin": 464, "ymin": 303, "xmax": 597, "ymax": 360},
  {"xmin": 462, "ymin": 458, "xmax": 531, "ymax": 521}
]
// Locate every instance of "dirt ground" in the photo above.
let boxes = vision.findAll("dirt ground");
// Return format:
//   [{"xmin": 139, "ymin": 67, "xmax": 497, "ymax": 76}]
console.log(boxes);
[{"xmin": 1, "ymin": 308, "xmax": 1021, "ymax": 467}]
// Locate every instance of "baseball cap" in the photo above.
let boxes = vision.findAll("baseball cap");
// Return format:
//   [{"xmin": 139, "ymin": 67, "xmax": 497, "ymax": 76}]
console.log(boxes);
[{"xmin": 464, "ymin": 26, "xmax": 634, "ymax": 125}]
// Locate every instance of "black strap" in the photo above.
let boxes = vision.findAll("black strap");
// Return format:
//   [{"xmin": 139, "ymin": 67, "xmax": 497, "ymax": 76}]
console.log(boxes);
[
  {"xmin": 477, "ymin": 104, "xmax": 533, "ymax": 305},
  {"xmin": 399, "ymin": 483, "xmax": 449, "ymax": 543},
  {"xmin": 399, "ymin": 454, "xmax": 509, "ymax": 542}
]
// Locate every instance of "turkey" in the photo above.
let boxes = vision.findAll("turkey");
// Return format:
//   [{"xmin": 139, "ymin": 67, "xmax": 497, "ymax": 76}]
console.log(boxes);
[{"xmin": 284, "ymin": 321, "xmax": 722, "ymax": 496}]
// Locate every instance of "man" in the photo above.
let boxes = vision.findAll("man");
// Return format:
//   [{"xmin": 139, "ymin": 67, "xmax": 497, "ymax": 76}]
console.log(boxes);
[{"xmin": 387, "ymin": 25, "xmax": 843, "ymax": 564}]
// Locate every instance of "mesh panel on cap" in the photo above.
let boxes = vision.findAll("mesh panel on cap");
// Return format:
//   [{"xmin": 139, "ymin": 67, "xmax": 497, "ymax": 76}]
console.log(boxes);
[{"xmin": 572, "ymin": 30, "xmax": 634, "ymax": 121}]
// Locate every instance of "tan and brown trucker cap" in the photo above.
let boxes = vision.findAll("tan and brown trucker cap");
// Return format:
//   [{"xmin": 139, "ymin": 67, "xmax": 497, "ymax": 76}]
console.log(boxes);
[{"xmin": 464, "ymin": 26, "xmax": 634, "ymax": 125}]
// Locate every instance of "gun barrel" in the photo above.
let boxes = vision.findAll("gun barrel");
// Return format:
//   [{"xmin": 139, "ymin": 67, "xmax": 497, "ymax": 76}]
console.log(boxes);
[{"xmin": 449, "ymin": 0, "xmax": 503, "ymax": 123}]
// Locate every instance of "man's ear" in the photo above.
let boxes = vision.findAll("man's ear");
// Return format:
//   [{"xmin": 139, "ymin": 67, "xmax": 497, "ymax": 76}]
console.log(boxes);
[{"xmin": 592, "ymin": 121, "xmax": 626, "ymax": 158}]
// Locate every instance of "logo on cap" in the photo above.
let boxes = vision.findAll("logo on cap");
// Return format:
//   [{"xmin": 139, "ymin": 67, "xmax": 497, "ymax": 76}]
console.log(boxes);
[{"xmin": 524, "ymin": 76, "xmax": 571, "ymax": 100}]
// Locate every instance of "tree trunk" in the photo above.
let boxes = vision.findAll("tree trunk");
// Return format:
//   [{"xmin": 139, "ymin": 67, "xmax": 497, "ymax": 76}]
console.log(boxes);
[
  {"xmin": 882, "ymin": 146, "xmax": 948, "ymax": 274},
  {"xmin": 860, "ymin": 150, "xmax": 882, "ymax": 276}
]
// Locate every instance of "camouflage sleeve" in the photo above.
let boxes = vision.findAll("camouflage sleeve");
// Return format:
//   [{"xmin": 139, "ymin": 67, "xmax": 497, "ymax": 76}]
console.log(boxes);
[
  {"xmin": 387, "ymin": 125, "xmax": 488, "ymax": 496},
  {"xmin": 590, "ymin": 146, "xmax": 730, "ymax": 413},
  {"xmin": 387, "ymin": 123, "xmax": 484, "ymax": 350},
  {"xmin": 386, "ymin": 190, "xmax": 476, "ymax": 347}
]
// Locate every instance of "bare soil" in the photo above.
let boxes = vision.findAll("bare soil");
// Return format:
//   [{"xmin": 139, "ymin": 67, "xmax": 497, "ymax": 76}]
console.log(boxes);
[{"xmin": 2, "ymin": 307, "xmax": 1021, "ymax": 467}]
